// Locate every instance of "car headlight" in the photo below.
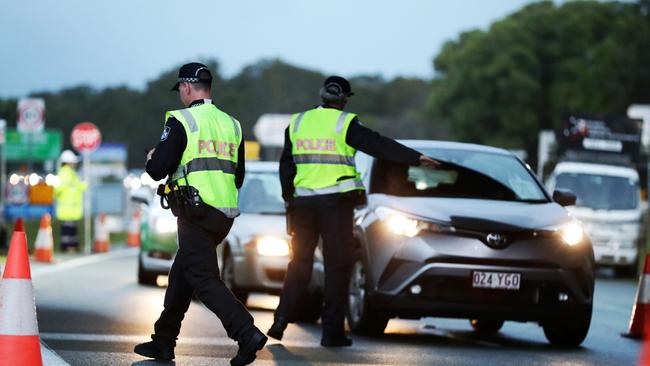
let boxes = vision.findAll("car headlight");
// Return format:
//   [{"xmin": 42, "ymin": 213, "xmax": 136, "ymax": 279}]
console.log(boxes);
[
  {"xmin": 375, "ymin": 206, "xmax": 453, "ymax": 238},
  {"xmin": 543, "ymin": 220, "xmax": 584, "ymax": 246},
  {"xmin": 154, "ymin": 216, "xmax": 177, "ymax": 235},
  {"xmin": 256, "ymin": 236, "xmax": 290, "ymax": 257}
]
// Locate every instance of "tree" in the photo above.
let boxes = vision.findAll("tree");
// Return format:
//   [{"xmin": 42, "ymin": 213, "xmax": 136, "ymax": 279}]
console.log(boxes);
[{"xmin": 428, "ymin": 0, "xmax": 650, "ymax": 165}]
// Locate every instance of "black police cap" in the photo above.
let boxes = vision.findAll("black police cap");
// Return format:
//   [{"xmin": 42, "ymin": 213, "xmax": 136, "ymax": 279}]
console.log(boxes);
[
  {"xmin": 323, "ymin": 76, "xmax": 354, "ymax": 96},
  {"xmin": 171, "ymin": 62, "xmax": 213, "ymax": 91}
]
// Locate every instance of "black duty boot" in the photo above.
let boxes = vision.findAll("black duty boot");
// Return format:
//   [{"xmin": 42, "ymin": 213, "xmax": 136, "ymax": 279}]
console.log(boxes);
[
  {"xmin": 134, "ymin": 340, "xmax": 175, "ymax": 360},
  {"xmin": 230, "ymin": 327, "xmax": 268, "ymax": 366},
  {"xmin": 320, "ymin": 334, "xmax": 352, "ymax": 347},
  {"xmin": 267, "ymin": 317, "xmax": 288, "ymax": 341}
]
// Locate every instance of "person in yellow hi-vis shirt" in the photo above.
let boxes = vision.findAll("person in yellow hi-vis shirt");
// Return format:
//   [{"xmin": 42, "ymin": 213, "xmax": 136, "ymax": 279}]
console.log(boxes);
[{"xmin": 54, "ymin": 150, "xmax": 87, "ymax": 252}]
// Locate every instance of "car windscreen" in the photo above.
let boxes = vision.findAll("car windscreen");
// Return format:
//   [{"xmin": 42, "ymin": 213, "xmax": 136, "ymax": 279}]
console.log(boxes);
[
  {"xmin": 239, "ymin": 171, "xmax": 285, "ymax": 214},
  {"xmin": 555, "ymin": 172, "xmax": 639, "ymax": 210},
  {"xmin": 370, "ymin": 148, "xmax": 547, "ymax": 202}
]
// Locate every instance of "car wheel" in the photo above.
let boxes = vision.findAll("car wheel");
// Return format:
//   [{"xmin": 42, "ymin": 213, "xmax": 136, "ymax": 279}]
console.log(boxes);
[
  {"xmin": 222, "ymin": 252, "xmax": 249, "ymax": 305},
  {"xmin": 614, "ymin": 265, "xmax": 637, "ymax": 278},
  {"xmin": 543, "ymin": 304, "xmax": 592, "ymax": 347},
  {"xmin": 138, "ymin": 255, "xmax": 158, "ymax": 286},
  {"xmin": 470, "ymin": 319, "xmax": 504, "ymax": 335},
  {"xmin": 346, "ymin": 258, "xmax": 389, "ymax": 336},
  {"xmin": 297, "ymin": 292, "xmax": 322, "ymax": 323}
]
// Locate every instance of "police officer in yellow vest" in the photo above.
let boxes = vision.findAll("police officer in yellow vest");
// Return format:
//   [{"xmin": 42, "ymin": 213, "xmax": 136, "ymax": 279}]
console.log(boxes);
[
  {"xmin": 54, "ymin": 150, "xmax": 87, "ymax": 252},
  {"xmin": 268, "ymin": 76, "xmax": 440, "ymax": 346},
  {"xmin": 135, "ymin": 63, "xmax": 267, "ymax": 366}
]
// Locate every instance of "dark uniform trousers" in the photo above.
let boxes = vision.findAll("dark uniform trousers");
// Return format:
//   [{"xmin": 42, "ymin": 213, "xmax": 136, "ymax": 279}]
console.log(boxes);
[
  {"xmin": 153, "ymin": 213, "xmax": 254, "ymax": 344},
  {"xmin": 275, "ymin": 204, "xmax": 355, "ymax": 338}
]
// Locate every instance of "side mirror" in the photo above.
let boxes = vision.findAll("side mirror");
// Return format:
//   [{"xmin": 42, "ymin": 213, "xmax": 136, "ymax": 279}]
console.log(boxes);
[{"xmin": 553, "ymin": 189, "xmax": 577, "ymax": 207}]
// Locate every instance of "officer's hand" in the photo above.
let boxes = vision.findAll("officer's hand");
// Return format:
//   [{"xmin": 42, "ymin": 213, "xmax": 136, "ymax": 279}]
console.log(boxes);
[
  {"xmin": 419, "ymin": 155, "xmax": 441, "ymax": 168},
  {"xmin": 146, "ymin": 148, "xmax": 155, "ymax": 162}
]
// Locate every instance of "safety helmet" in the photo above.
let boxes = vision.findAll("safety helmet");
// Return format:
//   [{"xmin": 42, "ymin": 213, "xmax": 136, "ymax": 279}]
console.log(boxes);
[{"xmin": 59, "ymin": 150, "xmax": 79, "ymax": 164}]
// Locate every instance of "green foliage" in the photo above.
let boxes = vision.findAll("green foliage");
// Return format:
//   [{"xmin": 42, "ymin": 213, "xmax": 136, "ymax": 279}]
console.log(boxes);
[
  {"xmin": 0, "ymin": 59, "xmax": 432, "ymax": 168},
  {"xmin": 428, "ymin": 0, "xmax": 650, "ymax": 164}
]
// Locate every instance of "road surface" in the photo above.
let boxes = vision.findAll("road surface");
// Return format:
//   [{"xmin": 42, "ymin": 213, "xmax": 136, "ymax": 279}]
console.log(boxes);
[{"xmin": 31, "ymin": 248, "xmax": 642, "ymax": 365}]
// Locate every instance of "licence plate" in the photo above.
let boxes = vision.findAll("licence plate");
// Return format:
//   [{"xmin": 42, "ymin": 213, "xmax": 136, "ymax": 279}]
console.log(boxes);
[{"xmin": 472, "ymin": 271, "xmax": 521, "ymax": 290}]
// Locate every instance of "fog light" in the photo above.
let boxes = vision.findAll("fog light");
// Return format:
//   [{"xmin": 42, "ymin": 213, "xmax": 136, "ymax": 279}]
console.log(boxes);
[
  {"xmin": 558, "ymin": 292, "xmax": 569, "ymax": 302},
  {"xmin": 410, "ymin": 284, "xmax": 422, "ymax": 295}
]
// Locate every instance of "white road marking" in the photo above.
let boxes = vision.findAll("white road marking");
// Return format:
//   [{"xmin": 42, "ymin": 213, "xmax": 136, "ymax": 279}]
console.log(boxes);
[
  {"xmin": 31, "ymin": 248, "xmax": 138, "ymax": 279},
  {"xmin": 41, "ymin": 332, "xmax": 322, "ymax": 349},
  {"xmin": 41, "ymin": 342, "xmax": 72, "ymax": 366}
]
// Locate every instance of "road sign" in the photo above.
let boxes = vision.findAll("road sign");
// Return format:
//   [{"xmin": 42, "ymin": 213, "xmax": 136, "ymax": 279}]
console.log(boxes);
[
  {"xmin": 17, "ymin": 98, "xmax": 45, "ymax": 133},
  {"xmin": 4, "ymin": 129, "xmax": 62, "ymax": 161},
  {"xmin": 71, "ymin": 122, "xmax": 102, "ymax": 153},
  {"xmin": 254, "ymin": 114, "xmax": 291, "ymax": 147}
]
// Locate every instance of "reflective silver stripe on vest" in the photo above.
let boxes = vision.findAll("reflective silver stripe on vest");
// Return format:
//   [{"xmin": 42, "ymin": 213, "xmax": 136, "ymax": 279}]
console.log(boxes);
[
  {"xmin": 335, "ymin": 112, "xmax": 349, "ymax": 133},
  {"xmin": 292, "ymin": 112, "xmax": 307, "ymax": 133},
  {"xmin": 173, "ymin": 157, "xmax": 237, "ymax": 180},
  {"xmin": 217, "ymin": 207, "xmax": 240, "ymax": 218},
  {"xmin": 293, "ymin": 153, "xmax": 355, "ymax": 166},
  {"xmin": 228, "ymin": 115, "xmax": 240, "ymax": 137},
  {"xmin": 179, "ymin": 109, "xmax": 199, "ymax": 133},
  {"xmin": 295, "ymin": 179, "xmax": 364, "ymax": 196}
]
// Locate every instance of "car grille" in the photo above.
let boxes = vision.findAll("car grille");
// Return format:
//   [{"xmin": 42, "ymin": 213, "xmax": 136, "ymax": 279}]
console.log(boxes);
[
  {"xmin": 265, "ymin": 269, "xmax": 286, "ymax": 282},
  {"xmin": 416, "ymin": 276, "xmax": 573, "ymax": 306}
]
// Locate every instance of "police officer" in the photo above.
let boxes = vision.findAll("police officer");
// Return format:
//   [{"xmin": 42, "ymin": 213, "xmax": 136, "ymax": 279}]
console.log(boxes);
[
  {"xmin": 54, "ymin": 150, "xmax": 87, "ymax": 252},
  {"xmin": 268, "ymin": 76, "xmax": 439, "ymax": 346},
  {"xmin": 134, "ymin": 63, "xmax": 267, "ymax": 366}
]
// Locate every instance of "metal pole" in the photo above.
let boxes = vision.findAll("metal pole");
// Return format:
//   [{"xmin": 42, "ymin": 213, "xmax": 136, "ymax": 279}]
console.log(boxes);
[{"xmin": 83, "ymin": 151, "xmax": 91, "ymax": 255}]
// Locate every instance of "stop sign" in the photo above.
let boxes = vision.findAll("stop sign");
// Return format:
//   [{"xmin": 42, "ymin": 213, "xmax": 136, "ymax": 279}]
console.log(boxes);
[{"xmin": 71, "ymin": 122, "xmax": 102, "ymax": 153}]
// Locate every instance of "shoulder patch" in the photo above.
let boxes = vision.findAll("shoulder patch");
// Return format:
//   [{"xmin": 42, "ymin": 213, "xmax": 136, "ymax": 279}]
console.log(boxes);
[{"xmin": 160, "ymin": 126, "xmax": 171, "ymax": 141}]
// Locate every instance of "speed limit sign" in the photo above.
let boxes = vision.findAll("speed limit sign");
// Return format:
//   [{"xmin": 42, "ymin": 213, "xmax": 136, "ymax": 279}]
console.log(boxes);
[
  {"xmin": 17, "ymin": 98, "xmax": 45, "ymax": 133},
  {"xmin": 71, "ymin": 122, "xmax": 102, "ymax": 153}
]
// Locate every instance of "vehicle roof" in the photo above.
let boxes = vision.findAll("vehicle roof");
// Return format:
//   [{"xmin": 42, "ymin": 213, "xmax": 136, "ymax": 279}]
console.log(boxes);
[
  {"xmin": 554, "ymin": 161, "xmax": 639, "ymax": 179},
  {"xmin": 397, "ymin": 140, "xmax": 513, "ymax": 156},
  {"xmin": 245, "ymin": 160, "xmax": 279, "ymax": 172}
]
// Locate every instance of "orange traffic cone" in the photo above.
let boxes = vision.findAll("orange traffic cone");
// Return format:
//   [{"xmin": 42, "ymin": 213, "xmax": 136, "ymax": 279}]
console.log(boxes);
[
  {"xmin": 641, "ymin": 320, "xmax": 650, "ymax": 365},
  {"xmin": 0, "ymin": 222, "xmax": 43, "ymax": 365},
  {"xmin": 127, "ymin": 210, "xmax": 141, "ymax": 247},
  {"xmin": 34, "ymin": 214, "xmax": 54, "ymax": 263},
  {"xmin": 622, "ymin": 255, "xmax": 650, "ymax": 339},
  {"xmin": 14, "ymin": 218, "xmax": 25, "ymax": 232},
  {"xmin": 93, "ymin": 213, "xmax": 111, "ymax": 253}
]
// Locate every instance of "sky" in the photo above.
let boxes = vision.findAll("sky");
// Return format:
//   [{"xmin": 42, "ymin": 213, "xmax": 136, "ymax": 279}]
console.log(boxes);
[{"xmin": 0, "ymin": 0, "xmax": 540, "ymax": 98}]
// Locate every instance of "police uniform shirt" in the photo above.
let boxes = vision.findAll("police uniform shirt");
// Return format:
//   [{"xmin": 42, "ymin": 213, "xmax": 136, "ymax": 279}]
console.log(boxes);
[
  {"xmin": 146, "ymin": 99, "xmax": 245, "ymax": 189},
  {"xmin": 279, "ymin": 106, "xmax": 421, "ymax": 205}
]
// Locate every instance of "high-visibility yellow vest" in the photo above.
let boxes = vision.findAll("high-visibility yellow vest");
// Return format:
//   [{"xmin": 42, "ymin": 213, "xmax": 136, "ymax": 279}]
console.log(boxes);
[
  {"xmin": 289, "ymin": 107, "xmax": 364, "ymax": 197},
  {"xmin": 167, "ymin": 103, "xmax": 242, "ymax": 218},
  {"xmin": 54, "ymin": 165, "xmax": 87, "ymax": 221}
]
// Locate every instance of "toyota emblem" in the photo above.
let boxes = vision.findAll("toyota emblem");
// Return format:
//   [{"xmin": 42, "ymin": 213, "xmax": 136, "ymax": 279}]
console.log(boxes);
[{"xmin": 486, "ymin": 233, "xmax": 508, "ymax": 248}]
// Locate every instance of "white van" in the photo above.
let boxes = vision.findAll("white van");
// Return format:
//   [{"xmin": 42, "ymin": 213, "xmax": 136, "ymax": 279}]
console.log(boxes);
[{"xmin": 547, "ymin": 161, "xmax": 643, "ymax": 273}]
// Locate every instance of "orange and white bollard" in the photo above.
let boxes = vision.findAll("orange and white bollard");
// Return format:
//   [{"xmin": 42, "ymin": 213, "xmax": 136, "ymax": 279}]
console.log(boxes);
[
  {"xmin": 127, "ymin": 210, "xmax": 141, "ymax": 247},
  {"xmin": 93, "ymin": 213, "xmax": 111, "ymax": 253},
  {"xmin": 622, "ymin": 255, "xmax": 650, "ymax": 339},
  {"xmin": 34, "ymin": 214, "xmax": 54, "ymax": 263},
  {"xmin": 0, "ymin": 220, "xmax": 44, "ymax": 366}
]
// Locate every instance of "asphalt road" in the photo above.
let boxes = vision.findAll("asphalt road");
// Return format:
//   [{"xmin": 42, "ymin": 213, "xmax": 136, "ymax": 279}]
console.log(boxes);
[{"xmin": 30, "ymin": 248, "xmax": 642, "ymax": 366}]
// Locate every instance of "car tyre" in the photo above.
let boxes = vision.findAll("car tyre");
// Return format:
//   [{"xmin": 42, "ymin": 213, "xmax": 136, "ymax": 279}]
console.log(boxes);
[
  {"xmin": 138, "ymin": 255, "xmax": 158, "ymax": 286},
  {"xmin": 346, "ymin": 258, "xmax": 389, "ymax": 336},
  {"xmin": 470, "ymin": 319, "xmax": 504, "ymax": 335},
  {"xmin": 222, "ymin": 251, "xmax": 250, "ymax": 305},
  {"xmin": 614, "ymin": 265, "xmax": 637, "ymax": 278},
  {"xmin": 297, "ymin": 292, "xmax": 323, "ymax": 323},
  {"xmin": 543, "ymin": 304, "xmax": 592, "ymax": 347}
]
